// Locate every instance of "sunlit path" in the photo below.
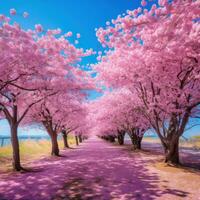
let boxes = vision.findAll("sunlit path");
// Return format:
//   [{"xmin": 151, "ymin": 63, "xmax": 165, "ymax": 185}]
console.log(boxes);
[{"xmin": 0, "ymin": 137, "xmax": 199, "ymax": 200}]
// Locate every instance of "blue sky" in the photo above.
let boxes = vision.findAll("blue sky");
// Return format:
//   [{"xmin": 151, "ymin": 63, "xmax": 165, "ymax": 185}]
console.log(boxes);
[
  {"xmin": 0, "ymin": 0, "xmax": 141, "ymax": 50},
  {"xmin": 0, "ymin": 0, "xmax": 199, "ymax": 137},
  {"xmin": 0, "ymin": 0, "xmax": 143, "ymax": 100},
  {"xmin": 0, "ymin": 0, "xmax": 143, "ymax": 136}
]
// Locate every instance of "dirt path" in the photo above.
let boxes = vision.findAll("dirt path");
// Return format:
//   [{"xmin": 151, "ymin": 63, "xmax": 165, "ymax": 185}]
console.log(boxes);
[{"xmin": 0, "ymin": 136, "xmax": 199, "ymax": 200}]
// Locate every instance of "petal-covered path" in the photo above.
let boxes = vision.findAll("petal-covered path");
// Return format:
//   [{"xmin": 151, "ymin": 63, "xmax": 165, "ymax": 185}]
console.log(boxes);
[{"xmin": 0, "ymin": 136, "xmax": 199, "ymax": 200}]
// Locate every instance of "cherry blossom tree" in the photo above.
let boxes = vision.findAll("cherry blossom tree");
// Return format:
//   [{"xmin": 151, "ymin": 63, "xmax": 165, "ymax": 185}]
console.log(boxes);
[
  {"xmin": 0, "ymin": 10, "xmax": 94, "ymax": 170},
  {"xmin": 90, "ymin": 89, "xmax": 149, "ymax": 149},
  {"xmin": 0, "ymin": 14, "xmax": 53, "ymax": 170},
  {"xmin": 60, "ymin": 100, "xmax": 89, "ymax": 148},
  {"xmin": 27, "ymin": 94, "xmax": 70, "ymax": 156},
  {"xmin": 95, "ymin": 0, "xmax": 200, "ymax": 164},
  {"xmin": 26, "ymin": 66, "xmax": 93, "ymax": 155}
]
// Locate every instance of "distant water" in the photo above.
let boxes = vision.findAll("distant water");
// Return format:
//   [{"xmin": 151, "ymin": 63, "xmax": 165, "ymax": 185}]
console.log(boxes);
[
  {"xmin": 0, "ymin": 120, "xmax": 47, "ymax": 136},
  {"xmin": 125, "ymin": 130, "xmax": 199, "ymax": 141},
  {"xmin": 0, "ymin": 135, "xmax": 63, "ymax": 147},
  {"xmin": 0, "ymin": 135, "xmax": 49, "ymax": 147}
]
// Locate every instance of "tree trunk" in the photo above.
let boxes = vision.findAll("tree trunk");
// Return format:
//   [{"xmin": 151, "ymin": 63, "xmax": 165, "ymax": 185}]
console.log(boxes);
[
  {"xmin": 75, "ymin": 136, "xmax": 79, "ymax": 145},
  {"xmin": 62, "ymin": 131, "xmax": 69, "ymax": 148},
  {"xmin": 129, "ymin": 130, "xmax": 142, "ymax": 150},
  {"xmin": 78, "ymin": 135, "xmax": 82, "ymax": 143},
  {"xmin": 163, "ymin": 138, "xmax": 180, "ymax": 165},
  {"xmin": 50, "ymin": 132, "xmax": 59, "ymax": 156},
  {"xmin": 11, "ymin": 123, "xmax": 22, "ymax": 171},
  {"xmin": 157, "ymin": 113, "xmax": 186, "ymax": 165},
  {"xmin": 117, "ymin": 131, "xmax": 125, "ymax": 145},
  {"xmin": 109, "ymin": 135, "xmax": 115, "ymax": 142}
]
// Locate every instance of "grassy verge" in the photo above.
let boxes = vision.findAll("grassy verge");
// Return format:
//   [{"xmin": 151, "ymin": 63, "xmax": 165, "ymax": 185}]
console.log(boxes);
[
  {"xmin": 143, "ymin": 135, "xmax": 200, "ymax": 150},
  {"xmin": 0, "ymin": 135, "xmax": 76, "ymax": 172}
]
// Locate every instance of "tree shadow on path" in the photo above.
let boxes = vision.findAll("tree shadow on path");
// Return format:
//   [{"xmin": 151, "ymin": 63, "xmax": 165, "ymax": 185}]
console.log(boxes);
[
  {"xmin": 0, "ymin": 137, "xmax": 190, "ymax": 200},
  {"xmin": 52, "ymin": 138, "xmax": 190, "ymax": 200}
]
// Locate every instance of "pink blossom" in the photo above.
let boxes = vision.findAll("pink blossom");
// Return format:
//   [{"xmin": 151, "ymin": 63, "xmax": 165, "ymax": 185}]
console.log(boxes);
[
  {"xmin": 97, "ymin": 56, "xmax": 101, "ymax": 61},
  {"xmin": 0, "ymin": 7, "xmax": 95, "ymax": 170},
  {"xmin": 65, "ymin": 31, "xmax": 72, "ymax": 37},
  {"xmin": 133, "ymin": 9, "xmax": 138, "ymax": 16},
  {"xmin": 94, "ymin": 0, "xmax": 200, "ymax": 163},
  {"xmin": 158, "ymin": 0, "xmax": 167, "ymax": 6},
  {"xmin": 0, "ymin": 14, "xmax": 5, "ymax": 21},
  {"xmin": 35, "ymin": 24, "xmax": 43, "ymax": 32},
  {"xmin": 137, "ymin": 7, "xmax": 142, "ymax": 13},
  {"xmin": 106, "ymin": 21, "xmax": 110, "ymax": 26},
  {"xmin": 141, "ymin": 0, "xmax": 147, "ymax": 7},
  {"xmin": 10, "ymin": 8, "xmax": 16, "ymax": 15},
  {"xmin": 23, "ymin": 12, "xmax": 29, "ymax": 18}
]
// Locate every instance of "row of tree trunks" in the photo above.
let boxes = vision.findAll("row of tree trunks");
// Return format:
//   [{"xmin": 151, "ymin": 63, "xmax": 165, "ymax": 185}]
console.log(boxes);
[
  {"xmin": 62, "ymin": 131, "xmax": 86, "ymax": 148},
  {"xmin": 10, "ymin": 122, "xmax": 85, "ymax": 171},
  {"xmin": 52, "ymin": 132, "xmax": 85, "ymax": 154},
  {"xmin": 109, "ymin": 135, "xmax": 115, "ymax": 142},
  {"xmin": 100, "ymin": 135, "xmax": 115, "ymax": 142},
  {"xmin": 100, "ymin": 129, "xmax": 181, "ymax": 165},
  {"xmin": 53, "ymin": 132, "xmax": 87, "ymax": 152},
  {"xmin": 100, "ymin": 130, "xmax": 181, "ymax": 165},
  {"xmin": 101, "ymin": 130, "xmax": 142, "ymax": 150}
]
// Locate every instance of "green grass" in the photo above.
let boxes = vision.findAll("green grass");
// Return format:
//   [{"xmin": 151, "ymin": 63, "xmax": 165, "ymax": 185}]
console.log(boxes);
[
  {"xmin": 192, "ymin": 135, "xmax": 200, "ymax": 140},
  {"xmin": 0, "ymin": 135, "xmax": 76, "ymax": 172}
]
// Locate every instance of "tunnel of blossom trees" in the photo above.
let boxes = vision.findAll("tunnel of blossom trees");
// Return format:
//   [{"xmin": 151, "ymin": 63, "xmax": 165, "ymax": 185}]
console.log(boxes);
[
  {"xmin": 0, "ymin": 0, "xmax": 199, "ymax": 170},
  {"xmin": 93, "ymin": 0, "xmax": 200, "ymax": 164},
  {"xmin": 0, "ymin": 0, "xmax": 200, "ymax": 199}
]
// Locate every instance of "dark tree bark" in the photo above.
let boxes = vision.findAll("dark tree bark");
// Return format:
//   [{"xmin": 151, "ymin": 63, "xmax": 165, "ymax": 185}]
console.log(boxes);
[
  {"xmin": 103, "ymin": 136, "xmax": 108, "ymax": 141},
  {"xmin": 128, "ymin": 129, "xmax": 143, "ymax": 150},
  {"xmin": 154, "ymin": 115, "xmax": 184, "ymax": 165},
  {"xmin": 50, "ymin": 132, "xmax": 59, "ymax": 156},
  {"xmin": 10, "ymin": 123, "xmax": 22, "ymax": 171},
  {"xmin": 42, "ymin": 121, "xmax": 60, "ymax": 156},
  {"xmin": 62, "ymin": 130, "xmax": 69, "ymax": 148},
  {"xmin": 164, "ymin": 141, "xmax": 179, "ymax": 164},
  {"xmin": 151, "ymin": 103, "xmax": 193, "ymax": 165},
  {"xmin": 78, "ymin": 135, "xmax": 83, "ymax": 143},
  {"xmin": 117, "ymin": 130, "xmax": 125, "ymax": 145},
  {"xmin": 9, "ymin": 104, "xmax": 23, "ymax": 171},
  {"xmin": 160, "ymin": 134, "xmax": 180, "ymax": 165},
  {"xmin": 109, "ymin": 135, "xmax": 115, "ymax": 143},
  {"xmin": 75, "ymin": 136, "xmax": 79, "ymax": 145},
  {"xmin": 1, "ymin": 88, "xmax": 55, "ymax": 171}
]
